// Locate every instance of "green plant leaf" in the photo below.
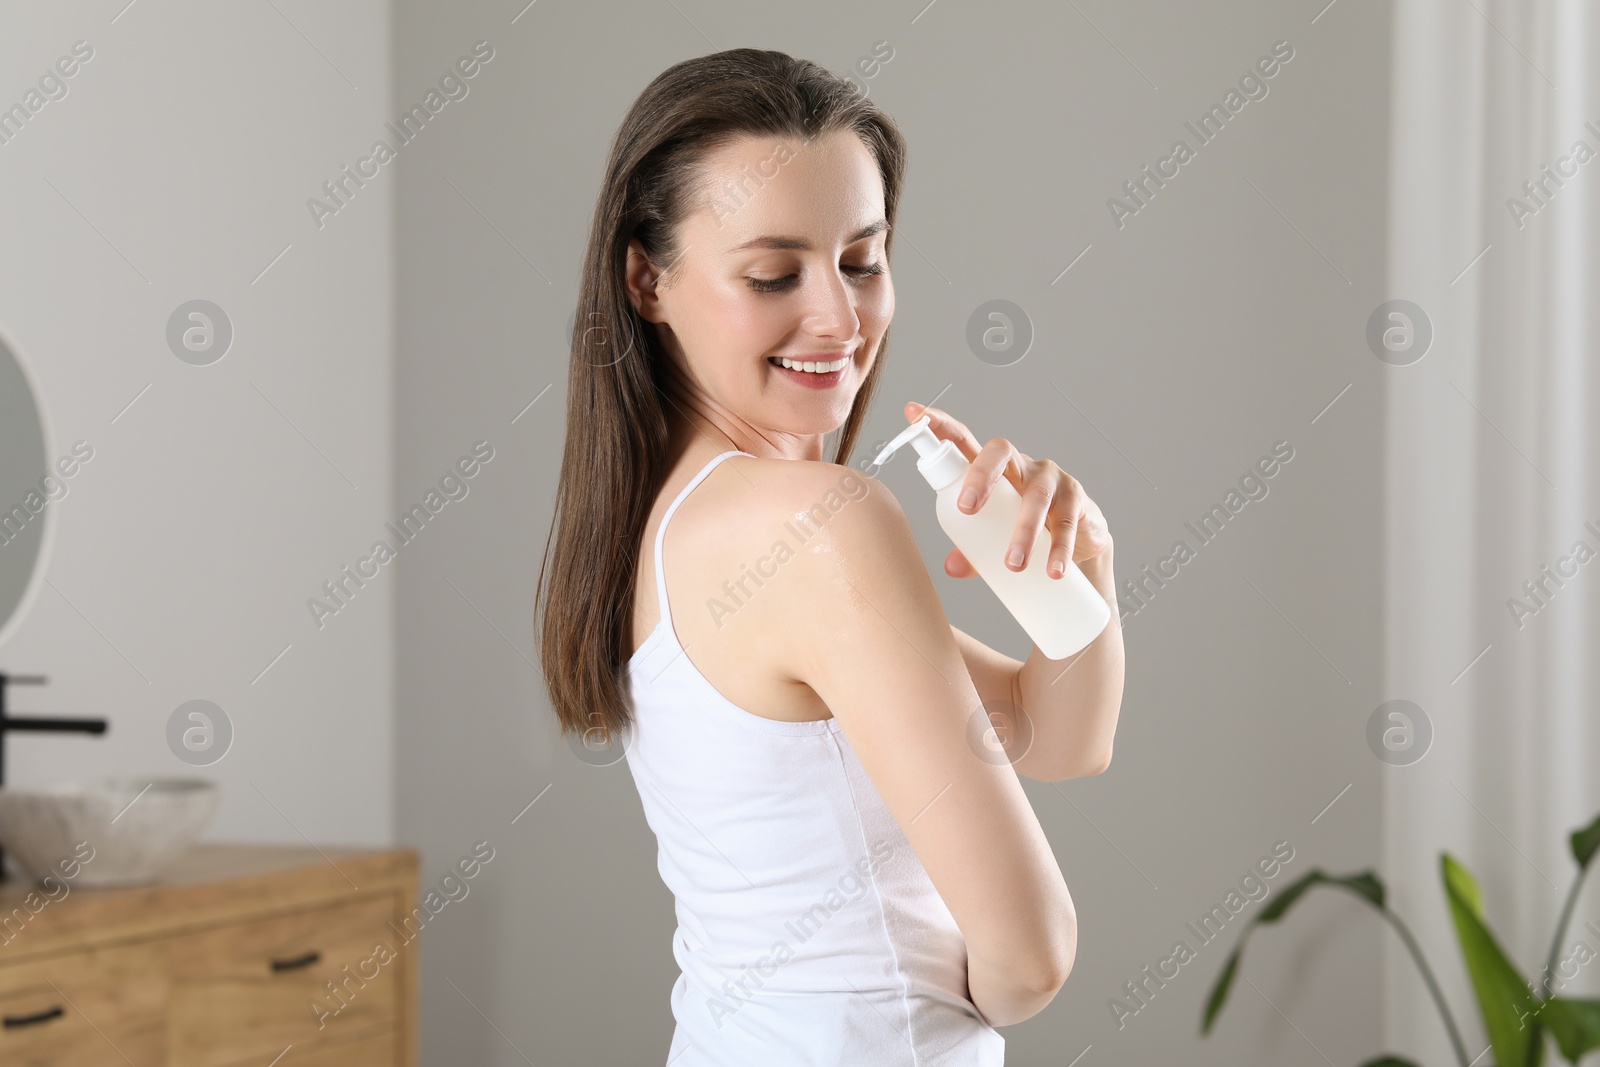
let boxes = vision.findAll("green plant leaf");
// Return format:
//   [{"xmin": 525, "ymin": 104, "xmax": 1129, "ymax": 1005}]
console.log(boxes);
[
  {"xmin": 1256, "ymin": 869, "xmax": 1384, "ymax": 923},
  {"xmin": 1200, "ymin": 947, "xmax": 1242, "ymax": 1035},
  {"xmin": 1201, "ymin": 868, "xmax": 1386, "ymax": 1034},
  {"xmin": 1357, "ymin": 1058, "xmax": 1423, "ymax": 1067},
  {"xmin": 1333, "ymin": 871, "xmax": 1385, "ymax": 910},
  {"xmin": 1569, "ymin": 812, "xmax": 1600, "ymax": 870},
  {"xmin": 1441, "ymin": 852, "xmax": 1541, "ymax": 1067},
  {"xmin": 1537, "ymin": 997, "xmax": 1600, "ymax": 1063}
]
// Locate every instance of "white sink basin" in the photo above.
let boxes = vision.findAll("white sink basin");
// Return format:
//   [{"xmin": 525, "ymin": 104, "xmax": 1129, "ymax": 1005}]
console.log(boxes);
[{"xmin": 0, "ymin": 777, "xmax": 218, "ymax": 887}]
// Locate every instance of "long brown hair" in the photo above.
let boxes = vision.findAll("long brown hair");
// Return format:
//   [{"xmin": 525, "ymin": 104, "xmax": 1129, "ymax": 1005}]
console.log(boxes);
[{"xmin": 535, "ymin": 48, "xmax": 908, "ymax": 746}]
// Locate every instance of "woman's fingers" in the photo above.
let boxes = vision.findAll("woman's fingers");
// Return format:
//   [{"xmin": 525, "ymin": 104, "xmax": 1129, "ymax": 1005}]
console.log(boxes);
[
  {"xmin": 905, "ymin": 402, "xmax": 1034, "ymax": 565},
  {"xmin": 1006, "ymin": 460, "xmax": 1059, "ymax": 572},
  {"xmin": 905, "ymin": 401, "xmax": 983, "ymax": 464},
  {"xmin": 944, "ymin": 547, "xmax": 977, "ymax": 578},
  {"xmin": 903, "ymin": 401, "xmax": 1110, "ymax": 578},
  {"xmin": 1046, "ymin": 488, "xmax": 1082, "ymax": 577},
  {"xmin": 905, "ymin": 401, "xmax": 1027, "ymax": 498}
]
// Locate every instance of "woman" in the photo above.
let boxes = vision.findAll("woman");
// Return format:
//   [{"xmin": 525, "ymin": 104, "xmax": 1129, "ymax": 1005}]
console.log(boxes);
[{"xmin": 536, "ymin": 47, "xmax": 1125, "ymax": 1066}]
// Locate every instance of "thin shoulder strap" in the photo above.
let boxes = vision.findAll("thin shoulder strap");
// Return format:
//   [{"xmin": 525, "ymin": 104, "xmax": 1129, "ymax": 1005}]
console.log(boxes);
[{"xmin": 653, "ymin": 451, "xmax": 751, "ymax": 629}]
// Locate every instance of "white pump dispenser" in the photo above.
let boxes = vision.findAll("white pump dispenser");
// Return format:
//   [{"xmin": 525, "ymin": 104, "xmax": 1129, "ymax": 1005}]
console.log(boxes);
[{"xmin": 873, "ymin": 416, "xmax": 1111, "ymax": 659}]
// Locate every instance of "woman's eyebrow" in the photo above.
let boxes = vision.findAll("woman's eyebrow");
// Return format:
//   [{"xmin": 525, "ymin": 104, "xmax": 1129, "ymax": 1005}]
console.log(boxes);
[{"xmin": 727, "ymin": 219, "xmax": 888, "ymax": 252}]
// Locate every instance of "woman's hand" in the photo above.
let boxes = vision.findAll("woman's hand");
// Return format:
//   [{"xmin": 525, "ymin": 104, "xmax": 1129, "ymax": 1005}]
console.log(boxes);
[{"xmin": 904, "ymin": 401, "xmax": 1113, "ymax": 580}]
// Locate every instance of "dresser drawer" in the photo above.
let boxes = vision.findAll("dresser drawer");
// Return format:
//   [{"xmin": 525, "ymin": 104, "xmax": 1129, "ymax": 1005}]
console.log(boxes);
[
  {"xmin": 169, "ymin": 893, "xmax": 402, "ymax": 1066},
  {"xmin": 278, "ymin": 1027, "xmax": 396, "ymax": 1066},
  {"xmin": 0, "ymin": 940, "xmax": 167, "ymax": 1067}
]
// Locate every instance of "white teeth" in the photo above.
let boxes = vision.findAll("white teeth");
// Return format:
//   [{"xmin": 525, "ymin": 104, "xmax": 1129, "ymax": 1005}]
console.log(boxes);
[{"xmin": 772, "ymin": 356, "xmax": 848, "ymax": 373}]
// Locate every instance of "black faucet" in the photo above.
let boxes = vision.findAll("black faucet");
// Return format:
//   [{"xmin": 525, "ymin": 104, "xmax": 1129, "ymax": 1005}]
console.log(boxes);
[{"xmin": 0, "ymin": 672, "xmax": 108, "ymax": 882}]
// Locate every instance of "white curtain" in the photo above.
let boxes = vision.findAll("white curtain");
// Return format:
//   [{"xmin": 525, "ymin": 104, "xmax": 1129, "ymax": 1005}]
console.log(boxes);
[{"xmin": 1386, "ymin": 0, "xmax": 1599, "ymax": 1063}]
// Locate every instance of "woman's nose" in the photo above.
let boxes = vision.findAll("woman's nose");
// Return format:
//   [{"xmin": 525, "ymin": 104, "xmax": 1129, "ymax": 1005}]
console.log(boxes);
[{"xmin": 801, "ymin": 269, "xmax": 859, "ymax": 338}]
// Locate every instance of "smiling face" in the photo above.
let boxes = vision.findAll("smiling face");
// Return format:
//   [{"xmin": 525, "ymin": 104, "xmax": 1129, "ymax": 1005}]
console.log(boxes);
[{"xmin": 625, "ymin": 128, "xmax": 895, "ymax": 459}]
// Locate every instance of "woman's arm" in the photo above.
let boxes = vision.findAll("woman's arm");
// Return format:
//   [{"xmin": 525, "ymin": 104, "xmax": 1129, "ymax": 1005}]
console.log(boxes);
[
  {"xmin": 1018, "ymin": 549, "xmax": 1124, "ymax": 776},
  {"xmin": 778, "ymin": 466, "xmax": 1077, "ymax": 1023},
  {"xmin": 953, "ymin": 550, "xmax": 1125, "ymax": 781}
]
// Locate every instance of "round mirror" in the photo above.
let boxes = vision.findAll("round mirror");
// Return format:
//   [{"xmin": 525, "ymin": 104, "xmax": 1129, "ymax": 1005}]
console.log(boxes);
[{"xmin": 0, "ymin": 328, "xmax": 56, "ymax": 651}]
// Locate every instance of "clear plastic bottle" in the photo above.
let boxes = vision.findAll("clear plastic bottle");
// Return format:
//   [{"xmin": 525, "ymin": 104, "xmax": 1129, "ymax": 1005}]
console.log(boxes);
[{"xmin": 873, "ymin": 416, "xmax": 1111, "ymax": 659}]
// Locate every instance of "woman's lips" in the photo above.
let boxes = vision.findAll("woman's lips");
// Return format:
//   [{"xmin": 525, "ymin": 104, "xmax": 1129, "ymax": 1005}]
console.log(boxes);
[{"xmin": 768, "ymin": 355, "xmax": 849, "ymax": 389}]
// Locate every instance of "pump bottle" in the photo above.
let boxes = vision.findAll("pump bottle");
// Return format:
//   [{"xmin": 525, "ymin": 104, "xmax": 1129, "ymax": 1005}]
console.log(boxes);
[{"xmin": 873, "ymin": 416, "xmax": 1111, "ymax": 659}]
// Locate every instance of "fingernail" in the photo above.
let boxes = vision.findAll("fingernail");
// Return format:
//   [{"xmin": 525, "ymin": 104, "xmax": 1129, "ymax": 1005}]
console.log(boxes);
[
  {"xmin": 1007, "ymin": 545, "xmax": 1024, "ymax": 568},
  {"xmin": 1049, "ymin": 560, "xmax": 1064, "ymax": 578},
  {"xmin": 959, "ymin": 488, "xmax": 977, "ymax": 510}
]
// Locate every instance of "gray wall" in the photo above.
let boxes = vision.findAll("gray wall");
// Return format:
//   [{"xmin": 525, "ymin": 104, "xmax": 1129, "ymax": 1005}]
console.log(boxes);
[
  {"xmin": 0, "ymin": 0, "xmax": 1394, "ymax": 1062},
  {"xmin": 395, "ymin": 2, "xmax": 1390, "ymax": 1065},
  {"xmin": 0, "ymin": 3, "xmax": 394, "ymax": 846}
]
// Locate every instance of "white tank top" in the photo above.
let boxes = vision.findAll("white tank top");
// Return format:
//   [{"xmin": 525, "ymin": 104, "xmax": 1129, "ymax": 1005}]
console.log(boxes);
[{"xmin": 622, "ymin": 449, "xmax": 1006, "ymax": 1066}]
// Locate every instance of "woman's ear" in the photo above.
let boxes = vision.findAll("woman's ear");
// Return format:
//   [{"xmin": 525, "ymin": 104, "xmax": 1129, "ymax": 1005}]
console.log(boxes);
[{"xmin": 624, "ymin": 238, "xmax": 667, "ymax": 322}]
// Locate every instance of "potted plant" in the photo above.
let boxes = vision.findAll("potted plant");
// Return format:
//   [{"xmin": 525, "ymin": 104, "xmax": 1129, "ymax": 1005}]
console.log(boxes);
[{"xmin": 1201, "ymin": 811, "xmax": 1600, "ymax": 1066}]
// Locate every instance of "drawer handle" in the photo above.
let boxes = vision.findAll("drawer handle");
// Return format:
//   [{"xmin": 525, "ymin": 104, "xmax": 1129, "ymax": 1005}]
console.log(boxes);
[
  {"xmin": 270, "ymin": 950, "xmax": 323, "ymax": 972},
  {"xmin": 4, "ymin": 1005, "xmax": 65, "ymax": 1029}
]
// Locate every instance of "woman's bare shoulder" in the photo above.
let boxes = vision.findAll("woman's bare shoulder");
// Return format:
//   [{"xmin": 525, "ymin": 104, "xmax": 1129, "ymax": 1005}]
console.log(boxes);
[
  {"xmin": 685, "ymin": 455, "xmax": 945, "ymax": 700},
  {"xmin": 689, "ymin": 456, "xmax": 934, "ymax": 633},
  {"xmin": 661, "ymin": 456, "xmax": 928, "ymax": 696},
  {"xmin": 673, "ymin": 455, "xmax": 926, "ymax": 626},
  {"xmin": 710, "ymin": 456, "xmax": 914, "ymax": 552}
]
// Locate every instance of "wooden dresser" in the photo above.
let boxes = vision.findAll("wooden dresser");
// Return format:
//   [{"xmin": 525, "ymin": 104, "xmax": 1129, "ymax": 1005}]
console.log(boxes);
[{"xmin": 0, "ymin": 844, "xmax": 419, "ymax": 1066}]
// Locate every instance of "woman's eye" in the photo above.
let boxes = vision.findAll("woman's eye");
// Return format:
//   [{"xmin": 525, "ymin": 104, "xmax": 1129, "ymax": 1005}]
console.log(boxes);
[{"xmin": 748, "ymin": 262, "xmax": 885, "ymax": 293}]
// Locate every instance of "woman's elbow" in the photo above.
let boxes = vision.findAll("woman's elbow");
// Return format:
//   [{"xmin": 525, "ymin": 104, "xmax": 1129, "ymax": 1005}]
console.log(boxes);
[
  {"xmin": 1035, "ymin": 921, "xmax": 1079, "ymax": 993},
  {"xmin": 1042, "ymin": 744, "xmax": 1112, "ymax": 782}
]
